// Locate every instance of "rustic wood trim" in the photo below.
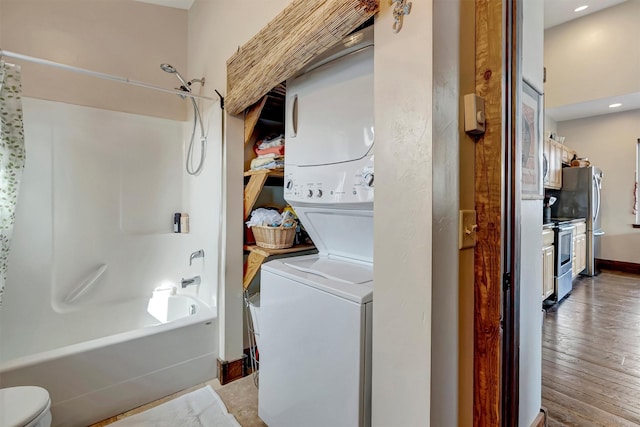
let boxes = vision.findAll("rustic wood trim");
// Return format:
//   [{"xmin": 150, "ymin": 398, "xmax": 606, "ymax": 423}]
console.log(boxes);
[
  {"xmin": 474, "ymin": 0, "xmax": 504, "ymax": 425},
  {"xmin": 596, "ymin": 258, "xmax": 640, "ymax": 275},
  {"xmin": 226, "ymin": 0, "xmax": 378, "ymax": 115},
  {"xmin": 217, "ymin": 355, "xmax": 248, "ymax": 385},
  {"xmin": 530, "ymin": 410, "xmax": 546, "ymax": 427}
]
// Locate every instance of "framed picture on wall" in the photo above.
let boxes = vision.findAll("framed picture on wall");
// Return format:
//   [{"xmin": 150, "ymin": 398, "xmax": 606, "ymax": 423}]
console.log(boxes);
[{"xmin": 521, "ymin": 80, "xmax": 544, "ymax": 199}]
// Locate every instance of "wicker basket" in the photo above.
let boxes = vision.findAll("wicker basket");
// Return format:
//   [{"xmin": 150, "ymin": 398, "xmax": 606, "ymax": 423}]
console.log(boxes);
[{"xmin": 252, "ymin": 225, "xmax": 296, "ymax": 249}]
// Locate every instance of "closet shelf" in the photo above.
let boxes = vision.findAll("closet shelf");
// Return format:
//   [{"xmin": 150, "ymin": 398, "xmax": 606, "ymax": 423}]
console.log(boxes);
[{"xmin": 243, "ymin": 243, "xmax": 316, "ymax": 290}]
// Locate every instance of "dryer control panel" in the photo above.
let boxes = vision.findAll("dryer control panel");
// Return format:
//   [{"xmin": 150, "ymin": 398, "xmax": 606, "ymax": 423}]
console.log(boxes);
[{"xmin": 284, "ymin": 156, "xmax": 374, "ymax": 206}]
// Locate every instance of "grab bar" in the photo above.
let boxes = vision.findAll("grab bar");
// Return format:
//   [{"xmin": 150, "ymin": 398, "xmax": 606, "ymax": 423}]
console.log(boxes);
[{"xmin": 64, "ymin": 264, "xmax": 107, "ymax": 304}]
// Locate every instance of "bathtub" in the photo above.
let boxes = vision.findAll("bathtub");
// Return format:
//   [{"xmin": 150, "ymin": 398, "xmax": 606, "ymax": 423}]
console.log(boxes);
[{"xmin": 0, "ymin": 292, "xmax": 217, "ymax": 427}]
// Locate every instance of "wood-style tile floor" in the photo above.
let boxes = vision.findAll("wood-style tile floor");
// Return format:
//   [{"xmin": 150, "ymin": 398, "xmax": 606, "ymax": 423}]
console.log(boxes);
[{"xmin": 543, "ymin": 270, "xmax": 640, "ymax": 426}]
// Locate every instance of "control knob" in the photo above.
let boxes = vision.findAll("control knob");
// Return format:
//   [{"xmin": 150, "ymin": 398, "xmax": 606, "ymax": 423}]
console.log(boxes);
[
  {"xmin": 307, "ymin": 189, "xmax": 313, "ymax": 198},
  {"xmin": 286, "ymin": 179, "xmax": 293, "ymax": 190},
  {"xmin": 316, "ymin": 189, "xmax": 323, "ymax": 198},
  {"xmin": 363, "ymin": 172, "xmax": 374, "ymax": 187}
]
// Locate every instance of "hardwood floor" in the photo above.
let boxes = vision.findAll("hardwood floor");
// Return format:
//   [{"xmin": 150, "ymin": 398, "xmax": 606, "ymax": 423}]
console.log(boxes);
[{"xmin": 543, "ymin": 270, "xmax": 640, "ymax": 426}]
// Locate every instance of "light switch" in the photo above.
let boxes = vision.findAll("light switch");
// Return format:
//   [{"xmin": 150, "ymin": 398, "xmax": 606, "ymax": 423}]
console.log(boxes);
[
  {"xmin": 464, "ymin": 94, "xmax": 486, "ymax": 135},
  {"xmin": 459, "ymin": 210, "xmax": 477, "ymax": 249}
]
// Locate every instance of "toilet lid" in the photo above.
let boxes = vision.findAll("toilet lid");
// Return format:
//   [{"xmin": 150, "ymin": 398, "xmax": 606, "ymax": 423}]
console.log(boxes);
[{"xmin": 0, "ymin": 386, "xmax": 50, "ymax": 427}]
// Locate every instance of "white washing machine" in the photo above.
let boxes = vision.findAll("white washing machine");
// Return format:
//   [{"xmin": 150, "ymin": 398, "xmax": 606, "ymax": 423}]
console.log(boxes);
[{"xmin": 258, "ymin": 26, "xmax": 374, "ymax": 427}]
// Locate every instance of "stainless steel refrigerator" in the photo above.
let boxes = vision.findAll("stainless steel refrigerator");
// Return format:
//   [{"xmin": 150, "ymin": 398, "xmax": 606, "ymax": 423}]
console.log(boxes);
[{"xmin": 551, "ymin": 166, "xmax": 604, "ymax": 276}]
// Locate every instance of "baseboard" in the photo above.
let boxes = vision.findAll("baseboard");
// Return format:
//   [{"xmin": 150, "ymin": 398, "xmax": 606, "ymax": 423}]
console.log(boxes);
[
  {"xmin": 530, "ymin": 407, "xmax": 546, "ymax": 427},
  {"xmin": 217, "ymin": 355, "xmax": 248, "ymax": 385},
  {"xmin": 596, "ymin": 258, "xmax": 640, "ymax": 275}
]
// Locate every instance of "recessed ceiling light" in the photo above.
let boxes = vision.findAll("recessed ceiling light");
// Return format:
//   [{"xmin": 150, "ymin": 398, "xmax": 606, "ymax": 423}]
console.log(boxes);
[
  {"xmin": 574, "ymin": 5, "xmax": 589, "ymax": 12},
  {"xmin": 609, "ymin": 103, "xmax": 622, "ymax": 108}
]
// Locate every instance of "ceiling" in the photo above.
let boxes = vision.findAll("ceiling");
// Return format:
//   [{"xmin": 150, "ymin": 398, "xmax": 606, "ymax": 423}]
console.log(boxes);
[
  {"xmin": 544, "ymin": 0, "xmax": 636, "ymax": 121},
  {"xmin": 134, "ymin": 0, "xmax": 194, "ymax": 9},
  {"xmin": 544, "ymin": 0, "xmax": 627, "ymax": 29}
]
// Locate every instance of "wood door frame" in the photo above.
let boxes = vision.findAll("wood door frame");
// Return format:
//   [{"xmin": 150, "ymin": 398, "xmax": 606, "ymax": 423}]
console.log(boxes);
[{"xmin": 474, "ymin": 0, "xmax": 522, "ymax": 425}]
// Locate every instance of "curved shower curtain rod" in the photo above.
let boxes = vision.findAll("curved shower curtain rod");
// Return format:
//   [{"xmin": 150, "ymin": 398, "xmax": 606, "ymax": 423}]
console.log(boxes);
[{"xmin": 0, "ymin": 48, "xmax": 216, "ymax": 102}]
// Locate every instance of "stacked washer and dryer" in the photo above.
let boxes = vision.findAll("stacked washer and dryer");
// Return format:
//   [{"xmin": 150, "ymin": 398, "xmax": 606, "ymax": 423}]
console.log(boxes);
[{"xmin": 257, "ymin": 26, "xmax": 374, "ymax": 427}]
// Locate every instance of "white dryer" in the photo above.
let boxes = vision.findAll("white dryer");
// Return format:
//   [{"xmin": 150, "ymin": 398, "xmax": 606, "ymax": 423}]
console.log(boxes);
[{"xmin": 258, "ymin": 25, "xmax": 374, "ymax": 427}]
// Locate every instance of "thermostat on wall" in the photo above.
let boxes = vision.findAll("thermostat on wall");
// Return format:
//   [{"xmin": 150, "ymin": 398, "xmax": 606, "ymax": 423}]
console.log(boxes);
[{"xmin": 464, "ymin": 93, "xmax": 486, "ymax": 135}]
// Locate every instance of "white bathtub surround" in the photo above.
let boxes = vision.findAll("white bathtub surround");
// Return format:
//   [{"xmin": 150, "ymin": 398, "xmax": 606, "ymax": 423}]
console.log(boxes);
[
  {"xmin": 0, "ymin": 98, "xmax": 219, "ymax": 348},
  {"xmin": 0, "ymin": 61, "xmax": 26, "ymax": 307},
  {"xmin": 0, "ymin": 293, "xmax": 217, "ymax": 427},
  {"xmin": 108, "ymin": 385, "xmax": 239, "ymax": 427},
  {"xmin": 0, "ymin": 98, "xmax": 220, "ymax": 426}
]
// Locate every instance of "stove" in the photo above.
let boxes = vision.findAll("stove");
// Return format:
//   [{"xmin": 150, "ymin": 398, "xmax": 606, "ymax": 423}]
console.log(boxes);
[{"xmin": 550, "ymin": 218, "xmax": 575, "ymax": 302}]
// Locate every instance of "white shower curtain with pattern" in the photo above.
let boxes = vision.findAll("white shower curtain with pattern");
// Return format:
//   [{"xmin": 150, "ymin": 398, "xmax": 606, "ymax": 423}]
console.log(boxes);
[{"xmin": 0, "ymin": 61, "xmax": 26, "ymax": 307}]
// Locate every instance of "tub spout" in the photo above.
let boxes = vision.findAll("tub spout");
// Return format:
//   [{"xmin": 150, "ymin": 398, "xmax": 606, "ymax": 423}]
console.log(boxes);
[
  {"xmin": 189, "ymin": 249, "xmax": 204, "ymax": 266},
  {"xmin": 181, "ymin": 276, "xmax": 201, "ymax": 288}
]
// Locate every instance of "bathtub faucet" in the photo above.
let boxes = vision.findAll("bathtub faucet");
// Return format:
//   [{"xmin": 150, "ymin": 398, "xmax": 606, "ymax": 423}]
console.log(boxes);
[
  {"xmin": 189, "ymin": 249, "xmax": 205, "ymax": 266},
  {"xmin": 181, "ymin": 275, "xmax": 201, "ymax": 288}
]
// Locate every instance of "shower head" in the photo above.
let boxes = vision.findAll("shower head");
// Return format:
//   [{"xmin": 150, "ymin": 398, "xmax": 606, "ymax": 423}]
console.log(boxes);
[
  {"xmin": 160, "ymin": 63, "xmax": 176, "ymax": 73},
  {"xmin": 160, "ymin": 63, "xmax": 191, "ymax": 92}
]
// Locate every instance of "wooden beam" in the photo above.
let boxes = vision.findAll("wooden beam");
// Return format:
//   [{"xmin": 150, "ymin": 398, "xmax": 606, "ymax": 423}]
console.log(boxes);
[
  {"xmin": 474, "ymin": 0, "xmax": 503, "ymax": 425},
  {"xmin": 226, "ymin": 0, "xmax": 378, "ymax": 115}
]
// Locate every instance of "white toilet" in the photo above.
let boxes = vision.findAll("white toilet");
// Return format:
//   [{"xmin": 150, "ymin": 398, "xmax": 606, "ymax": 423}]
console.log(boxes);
[{"xmin": 0, "ymin": 386, "xmax": 52, "ymax": 427}]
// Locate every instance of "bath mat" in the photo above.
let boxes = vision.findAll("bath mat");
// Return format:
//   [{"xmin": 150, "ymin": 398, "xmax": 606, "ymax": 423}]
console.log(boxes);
[{"xmin": 109, "ymin": 386, "xmax": 241, "ymax": 427}]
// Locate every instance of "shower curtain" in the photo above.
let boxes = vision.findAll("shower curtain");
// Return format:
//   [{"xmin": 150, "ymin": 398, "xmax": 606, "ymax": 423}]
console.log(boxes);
[{"xmin": 0, "ymin": 61, "xmax": 26, "ymax": 307}]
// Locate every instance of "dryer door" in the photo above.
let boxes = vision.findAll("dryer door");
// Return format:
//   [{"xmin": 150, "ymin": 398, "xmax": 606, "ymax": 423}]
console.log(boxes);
[{"xmin": 285, "ymin": 45, "xmax": 374, "ymax": 167}]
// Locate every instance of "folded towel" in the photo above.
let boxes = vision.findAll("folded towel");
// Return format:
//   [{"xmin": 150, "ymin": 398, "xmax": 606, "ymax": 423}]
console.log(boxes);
[
  {"xmin": 251, "ymin": 159, "xmax": 285, "ymax": 171},
  {"xmin": 258, "ymin": 134, "xmax": 285, "ymax": 150},
  {"xmin": 255, "ymin": 145, "xmax": 285, "ymax": 157},
  {"xmin": 250, "ymin": 155, "xmax": 284, "ymax": 169}
]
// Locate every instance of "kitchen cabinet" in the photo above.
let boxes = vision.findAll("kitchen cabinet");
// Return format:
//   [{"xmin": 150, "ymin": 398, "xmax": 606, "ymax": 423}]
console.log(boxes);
[
  {"xmin": 542, "ymin": 228, "xmax": 555, "ymax": 301},
  {"xmin": 572, "ymin": 220, "xmax": 587, "ymax": 278},
  {"xmin": 544, "ymin": 139, "xmax": 578, "ymax": 190},
  {"xmin": 544, "ymin": 139, "xmax": 563, "ymax": 189}
]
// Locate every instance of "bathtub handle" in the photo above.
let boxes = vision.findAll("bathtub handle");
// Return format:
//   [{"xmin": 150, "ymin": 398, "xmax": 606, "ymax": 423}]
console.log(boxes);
[{"xmin": 64, "ymin": 264, "xmax": 107, "ymax": 304}]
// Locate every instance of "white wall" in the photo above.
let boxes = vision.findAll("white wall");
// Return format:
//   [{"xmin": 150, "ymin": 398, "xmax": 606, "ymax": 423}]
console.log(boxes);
[
  {"xmin": 431, "ymin": 1, "xmax": 475, "ymax": 426},
  {"xmin": 373, "ymin": 2, "xmax": 433, "ymax": 425},
  {"xmin": 187, "ymin": 0, "xmax": 291, "ymax": 362},
  {"xmin": 558, "ymin": 109, "xmax": 640, "ymax": 264},
  {"xmin": 520, "ymin": 0, "xmax": 544, "ymax": 425},
  {"xmin": 544, "ymin": 0, "xmax": 640, "ymax": 109},
  {"xmin": 0, "ymin": 0, "xmax": 187, "ymax": 120},
  {"xmin": 545, "ymin": 114, "xmax": 558, "ymax": 137}
]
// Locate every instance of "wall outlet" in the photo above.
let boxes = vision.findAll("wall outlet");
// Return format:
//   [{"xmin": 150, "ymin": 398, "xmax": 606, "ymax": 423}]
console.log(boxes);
[{"xmin": 459, "ymin": 210, "xmax": 477, "ymax": 249}]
